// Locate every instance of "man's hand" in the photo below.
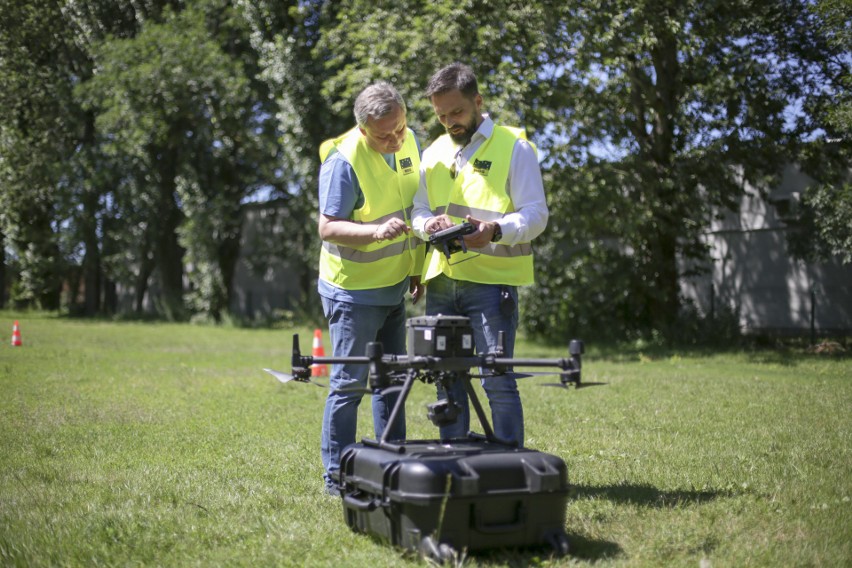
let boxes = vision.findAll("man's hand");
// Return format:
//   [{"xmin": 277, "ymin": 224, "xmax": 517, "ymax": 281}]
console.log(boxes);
[
  {"xmin": 409, "ymin": 275, "xmax": 425, "ymax": 304},
  {"xmin": 374, "ymin": 217, "xmax": 410, "ymax": 242},
  {"xmin": 424, "ymin": 214, "xmax": 454, "ymax": 235},
  {"xmin": 464, "ymin": 214, "xmax": 500, "ymax": 248}
]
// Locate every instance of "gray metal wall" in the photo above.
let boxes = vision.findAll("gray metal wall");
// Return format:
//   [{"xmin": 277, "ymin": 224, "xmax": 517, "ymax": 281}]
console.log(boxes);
[{"xmin": 681, "ymin": 165, "xmax": 852, "ymax": 335}]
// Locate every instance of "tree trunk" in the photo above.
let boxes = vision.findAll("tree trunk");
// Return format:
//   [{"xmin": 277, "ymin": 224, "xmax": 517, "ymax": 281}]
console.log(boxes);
[
  {"xmin": 134, "ymin": 253, "xmax": 155, "ymax": 314},
  {"xmin": 216, "ymin": 229, "xmax": 241, "ymax": 322},
  {"xmin": 103, "ymin": 277, "xmax": 117, "ymax": 315},
  {"xmin": 0, "ymin": 229, "xmax": 5, "ymax": 309},
  {"xmin": 81, "ymin": 112, "xmax": 102, "ymax": 316},
  {"xmin": 81, "ymin": 191, "xmax": 101, "ymax": 316},
  {"xmin": 628, "ymin": 18, "xmax": 682, "ymax": 339},
  {"xmin": 647, "ymin": 230, "xmax": 680, "ymax": 337},
  {"xmin": 152, "ymin": 145, "xmax": 185, "ymax": 321}
]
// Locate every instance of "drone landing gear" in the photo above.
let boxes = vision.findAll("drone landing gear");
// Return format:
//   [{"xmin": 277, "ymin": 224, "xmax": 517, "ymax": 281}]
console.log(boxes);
[
  {"xmin": 419, "ymin": 536, "xmax": 458, "ymax": 564},
  {"xmin": 364, "ymin": 370, "xmax": 516, "ymax": 453}
]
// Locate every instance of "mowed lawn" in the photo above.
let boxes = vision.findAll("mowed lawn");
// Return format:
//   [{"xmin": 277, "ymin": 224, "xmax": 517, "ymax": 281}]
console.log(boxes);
[{"xmin": 0, "ymin": 311, "xmax": 849, "ymax": 567}]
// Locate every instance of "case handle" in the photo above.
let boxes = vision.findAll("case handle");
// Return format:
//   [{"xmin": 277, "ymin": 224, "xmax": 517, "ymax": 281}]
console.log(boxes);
[
  {"xmin": 473, "ymin": 503, "xmax": 526, "ymax": 533},
  {"xmin": 343, "ymin": 493, "xmax": 379, "ymax": 512}
]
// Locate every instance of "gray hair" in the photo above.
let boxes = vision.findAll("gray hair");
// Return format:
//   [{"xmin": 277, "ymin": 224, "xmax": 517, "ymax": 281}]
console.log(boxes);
[{"xmin": 353, "ymin": 81, "xmax": 406, "ymax": 127}]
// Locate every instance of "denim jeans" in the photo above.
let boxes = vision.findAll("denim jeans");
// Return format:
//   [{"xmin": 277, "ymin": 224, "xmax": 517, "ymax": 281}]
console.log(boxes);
[
  {"xmin": 425, "ymin": 274, "xmax": 523, "ymax": 446},
  {"xmin": 320, "ymin": 296, "xmax": 407, "ymax": 490}
]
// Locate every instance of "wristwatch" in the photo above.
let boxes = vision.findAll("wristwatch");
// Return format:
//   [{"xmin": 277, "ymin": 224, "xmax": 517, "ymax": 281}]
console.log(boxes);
[{"xmin": 491, "ymin": 223, "xmax": 503, "ymax": 243}]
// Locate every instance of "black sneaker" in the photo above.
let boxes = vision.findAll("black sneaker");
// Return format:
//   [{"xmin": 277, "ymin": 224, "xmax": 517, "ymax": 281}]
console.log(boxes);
[{"xmin": 325, "ymin": 483, "xmax": 341, "ymax": 497}]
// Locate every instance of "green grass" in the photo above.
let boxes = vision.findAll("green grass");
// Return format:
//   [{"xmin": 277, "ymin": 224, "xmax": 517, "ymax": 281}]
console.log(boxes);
[{"xmin": 0, "ymin": 310, "xmax": 849, "ymax": 567}]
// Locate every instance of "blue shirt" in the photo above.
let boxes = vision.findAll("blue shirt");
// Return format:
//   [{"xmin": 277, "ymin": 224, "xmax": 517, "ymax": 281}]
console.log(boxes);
[{"xmin": 317, "ymin": 149, "xmax": 409, "ymax": 306}]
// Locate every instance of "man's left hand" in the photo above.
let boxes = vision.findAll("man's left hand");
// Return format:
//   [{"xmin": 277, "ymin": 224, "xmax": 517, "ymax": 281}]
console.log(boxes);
[
  {"xmin": 410, "ymin": 276, "xmax": 425, "ymax": 304},
  {"xmin": 464, "ymin": 215, "xmax": 500, "ymax": 248}
]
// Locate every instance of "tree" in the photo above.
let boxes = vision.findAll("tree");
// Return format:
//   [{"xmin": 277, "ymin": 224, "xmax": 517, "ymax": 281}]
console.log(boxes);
[
  {"xmin": 242, "ymin": 0, "xmax": 349, "ymax": 320},
  {"xmin": 2, "ymin": 0, "xmax": 330, "ymax": 321},
  {"xmin": 0, "ymin": 0, "xmax": 83, "ymax": 310},
  {"xmin": 785, "ymin": 0, "xmax": 851, "ymax": 265},
  {"xmin": 2, "ymin": 0, "xmax": 846, "ymax": 335},
  {"xmin": 316, "ymin": 0, "xmax": 552, "ymax": 137},
  {"xmin": 78, "ymin": 2, "xmax": 282, "ymax": 320},
  {"xmin": 528, "ymin": 0, "xmax": 846, "ymax": 340},
  {"xmin": 0, "ymin": 0, "xmax": 179, "ymax": 314},
  {"xmin": 174, "ymin": 1, "xmax": 284, "ymax": 322}
]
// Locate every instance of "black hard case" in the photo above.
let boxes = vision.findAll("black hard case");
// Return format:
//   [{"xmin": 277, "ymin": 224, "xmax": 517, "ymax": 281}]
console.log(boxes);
[{"xmin": 338, "ymin": 438, "xmax": 570, "ymax": 557}]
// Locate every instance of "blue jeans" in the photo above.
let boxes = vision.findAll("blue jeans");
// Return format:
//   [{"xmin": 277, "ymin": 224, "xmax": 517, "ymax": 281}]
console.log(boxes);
[
  {"xmin": 320, "ymin": 297, "xmax": 407, "ymax": 489},
  {"xmin": 425, "ymin": 274, "xmax": 523, "ymax": 446}
]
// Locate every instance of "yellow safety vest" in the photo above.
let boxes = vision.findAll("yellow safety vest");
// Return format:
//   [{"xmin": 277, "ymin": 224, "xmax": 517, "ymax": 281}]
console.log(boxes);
[
  {"xmin": 318, "ymin": 127, "xmax": 424, "ymax": 290},
  {"xmin": 422, "ymin": 125, "xmax": 535, "ymax": 285}
]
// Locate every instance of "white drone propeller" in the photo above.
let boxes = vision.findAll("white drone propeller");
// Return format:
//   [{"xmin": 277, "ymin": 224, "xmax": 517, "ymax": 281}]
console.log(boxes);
[{"xmin": 262, "ymin": 368, "xmax": 325, "ymax": 387}]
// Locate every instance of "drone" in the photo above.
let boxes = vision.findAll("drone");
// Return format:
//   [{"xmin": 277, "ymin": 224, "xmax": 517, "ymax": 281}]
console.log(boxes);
[{"xmin": 264, "ymin": 315, "xmax": 601, "ymax": 448}]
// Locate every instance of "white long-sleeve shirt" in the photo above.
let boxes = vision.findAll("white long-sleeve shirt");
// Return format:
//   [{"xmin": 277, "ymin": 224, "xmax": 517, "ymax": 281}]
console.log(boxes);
[{"xmin": 411, "ymin": 115, "xmax": 549, "ymax": 246}]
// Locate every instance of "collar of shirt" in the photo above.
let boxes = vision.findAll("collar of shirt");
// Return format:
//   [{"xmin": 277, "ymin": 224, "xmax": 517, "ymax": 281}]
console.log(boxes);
[{"xmin": 455, "ymin": 114, "xmax": 493, "ymax": 168}]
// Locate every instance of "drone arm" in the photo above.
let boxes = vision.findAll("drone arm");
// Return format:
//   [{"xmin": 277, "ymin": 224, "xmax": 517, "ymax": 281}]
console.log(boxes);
[
  {"xmin": 490, "ymin": 352, "xmax": 583, "ymax": 386},
  {"xmin": 489, "ymin": 357, "xmax": 572, "ymax": 370},
  {"xmin": 289, "ymin": 333, "xmax": 376, "ymax": 379}
]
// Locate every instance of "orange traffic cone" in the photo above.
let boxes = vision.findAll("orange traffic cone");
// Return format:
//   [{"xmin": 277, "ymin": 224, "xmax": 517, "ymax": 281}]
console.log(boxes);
[
  {"xmin": 11, "ymin": 320, "xmax": 22, "ymax": 346},
  {"xmin": 311, "ymin": 328, "xmax": 328, "ymax": 377}
]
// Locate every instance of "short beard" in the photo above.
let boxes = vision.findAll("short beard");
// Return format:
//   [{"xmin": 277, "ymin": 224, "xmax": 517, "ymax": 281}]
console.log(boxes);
[{"xmin": 448, "ymin": 117, "xmax": 477, "ymax": 146}]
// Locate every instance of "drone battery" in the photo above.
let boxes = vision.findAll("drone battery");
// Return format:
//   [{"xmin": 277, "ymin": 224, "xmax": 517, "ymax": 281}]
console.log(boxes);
[
  {"xmin": 407, "ymin": 315, "xmax": 475, "ymax": 358},
  {"xmin": 338, "ymin": 439, "xmax": 570, "ymax": 559}
]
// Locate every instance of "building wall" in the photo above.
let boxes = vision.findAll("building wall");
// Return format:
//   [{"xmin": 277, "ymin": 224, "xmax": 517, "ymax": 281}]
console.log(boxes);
[
  {"xmin": 229, "ymin": 201, "xmax": 308, "ymax": 319},
  {"xmin": 681, "ymin": 165, "xmax": 852, "ymax": 334},
  {"xmin": 113, "ymin": 201, "xmax": 311, "ymax": 319},
  {"xmin": 230, "ymin": 256, "xmax": 304, "ymax": 319}
]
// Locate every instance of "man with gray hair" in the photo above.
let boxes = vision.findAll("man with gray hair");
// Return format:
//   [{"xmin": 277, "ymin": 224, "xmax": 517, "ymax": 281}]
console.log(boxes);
[{"xmin": 316, "ymin": 81, "xmax": 424, "ymax": 496}]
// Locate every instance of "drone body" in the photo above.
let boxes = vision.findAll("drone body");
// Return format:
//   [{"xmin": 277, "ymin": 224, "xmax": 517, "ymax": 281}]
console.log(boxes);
[{"xmin": 266, "ymin": 315, "xmax": 590, "ymax": 441}]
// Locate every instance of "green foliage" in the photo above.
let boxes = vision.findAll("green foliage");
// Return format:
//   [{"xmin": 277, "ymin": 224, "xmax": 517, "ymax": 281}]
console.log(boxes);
[
  {"xmin": 312, "ymin": 0, "xmax": 848, "ymax": 342},
  {"xmin": 808, "ymin": 0, "xmax": 852, "ymax": 137},
  {"xmin": 242, "ymin": 1, "xmax": 334, "ymax": 321},
  {"xmin": 316, "ymin": 0, "xmax": 552, "ymax": 139},
  {"xmin": 0, "ymin": 0, "xmax": 81, "ymax": 309},
  {"xmin": 784, "ymin": 0, "xmax": 852, "ymax": 265},
  {"xmin": 73, "ymin": 1, "xmax": 290, "ymax": 320},
  {"xmin": 788, "ymin": 178, "xmax": 852, "ymax": 264}
]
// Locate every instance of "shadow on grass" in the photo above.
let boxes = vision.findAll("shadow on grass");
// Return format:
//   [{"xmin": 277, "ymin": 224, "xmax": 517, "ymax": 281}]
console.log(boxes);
[
  {"xmin": 460, "ymin": 533, "xmax": 623, "ymax": 565},
  {"xmin": 564, "ymin": 532, "xmax": 623, "ymax": 562},
  {"xmin": 573, "ymin": 482, "xmax": 726, "ymax": 507}
]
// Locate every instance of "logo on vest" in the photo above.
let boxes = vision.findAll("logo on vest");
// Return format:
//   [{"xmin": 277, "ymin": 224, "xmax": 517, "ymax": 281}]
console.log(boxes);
[
  {"xmin": 399, "ymin": 157, "xmax": 414, "ymax": 175},
  {"xmin": 473, "ymin": 159, "xmax": 492, "ymax": 176}
]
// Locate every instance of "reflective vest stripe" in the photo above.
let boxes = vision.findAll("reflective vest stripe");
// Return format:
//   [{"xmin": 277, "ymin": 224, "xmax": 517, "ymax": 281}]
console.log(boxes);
[
  {"xmin": 469, "ymin": 242, "xmax": 532, "ymax": 258},
  {"xmin": 323, "ymin": 236, "xmax": 421, "ymax": 263},
  {"xmin": 441, "ymin": 203, "xmax": 504, "ymax": 222}
]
